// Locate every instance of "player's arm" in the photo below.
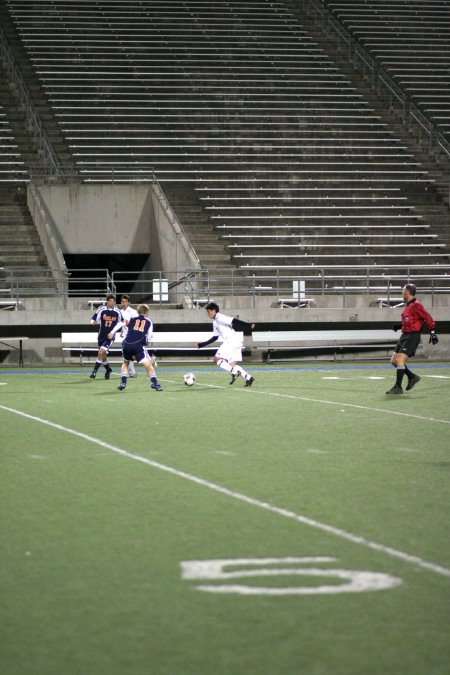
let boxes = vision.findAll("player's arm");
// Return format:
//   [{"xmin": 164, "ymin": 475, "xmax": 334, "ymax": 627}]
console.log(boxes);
[
  {"xmin": 107, "ymin": 321, "xmax": 125, "ymax": 340},
  {"xmin": 416, "ymin": 304, "xmax": 438, "ymax": 343},
  {"xmin": 197, "ymin": 336, "xmax": 219, "ymax": 349},
  {"xmin": 232, "ymin": 317, "xmax": 256, "ymax": 334},
  {"xmin": 415, "ymin": 303, "xmax": 435, "ymax": 330},
  {"xmin": 90, "ymin": 309, "xmax": 100, "ymax": 325}
]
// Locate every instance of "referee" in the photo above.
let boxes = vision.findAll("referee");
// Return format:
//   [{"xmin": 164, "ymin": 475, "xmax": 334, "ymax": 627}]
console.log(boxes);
[{"xmin": 386, "ymin": 283, "xmax": 438, "ymax": 395}]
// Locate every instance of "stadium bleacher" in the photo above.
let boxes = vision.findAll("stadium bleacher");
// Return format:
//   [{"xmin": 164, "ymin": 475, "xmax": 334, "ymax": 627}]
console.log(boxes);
[
  {"xmin": 1, "ymin": 0, "xmax": 449, "ymax": 293},
  {"xmin": 323, "ymin": 0, "xmax": 450, "ymax": 146}
]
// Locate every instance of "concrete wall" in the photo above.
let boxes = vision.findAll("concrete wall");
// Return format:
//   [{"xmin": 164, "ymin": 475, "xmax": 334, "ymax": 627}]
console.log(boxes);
[
  {"xmin": 1, "ymin": 303, "xmax": 449, "ymax": 365},
  {"xmin": 150, "ymin": 186, "xmax": 200, "ymax": 284},
  {"xmin": 38, "ymin": 183, "xmax": 152, "ymax": 254}
]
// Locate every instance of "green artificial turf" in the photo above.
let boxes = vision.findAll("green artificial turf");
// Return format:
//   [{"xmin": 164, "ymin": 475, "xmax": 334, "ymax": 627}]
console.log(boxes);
[{"xmin": 1, "ymin": 362, "xmax": 449, "ymax": 675}]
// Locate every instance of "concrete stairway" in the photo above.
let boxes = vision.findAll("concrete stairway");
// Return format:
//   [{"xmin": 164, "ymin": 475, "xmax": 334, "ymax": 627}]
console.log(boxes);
[
  {"xmin": 0, "ymin": 2, "xmax": 75, "ymax": 176},
  {"xmin": 161, "ymin": 182, "xmax": 233, "ymax": 269},
  {"xmin": 0, "ymin": 185, "xmax": 56, "ymax": 294}
]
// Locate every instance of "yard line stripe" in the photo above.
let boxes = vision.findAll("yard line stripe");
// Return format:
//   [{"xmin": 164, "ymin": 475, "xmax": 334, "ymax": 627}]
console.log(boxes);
[
  {"xmin": 1, "ymin": 403, "xmax": 449, "ymax": 579},
  {"xmin": 251, "ymin": 391, "xmax": 450, "ymax": 424},
  {"xmin": 166, "ymin": 378, "xmax": 450, "ymax": 425}
]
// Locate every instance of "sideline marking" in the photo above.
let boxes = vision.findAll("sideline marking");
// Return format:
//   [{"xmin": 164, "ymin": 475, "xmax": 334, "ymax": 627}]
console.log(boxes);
[
  {"xmin": 164, "ymin": 378, "xmax": 450, "ymax": 425},
  {"xmin": 248, "ymin": 390, "xmax": 450, "ymax": 425},
  {"xmin": 1, "ymin": 403, "xmax": 449, "ymax": 580}
]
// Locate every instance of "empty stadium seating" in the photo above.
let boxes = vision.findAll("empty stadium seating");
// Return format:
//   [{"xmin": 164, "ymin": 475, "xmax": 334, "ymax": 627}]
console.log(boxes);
[
  {"xmin": 0, "ymin": 105, "xmax": 28, "ymax": 182},
  {"xmin": 323, "ymin": 0, "xmax": 450, "ymax": 146},
  {"xmin": 1, "ymin": 0, "xmax": 448, "ymax": 293}
]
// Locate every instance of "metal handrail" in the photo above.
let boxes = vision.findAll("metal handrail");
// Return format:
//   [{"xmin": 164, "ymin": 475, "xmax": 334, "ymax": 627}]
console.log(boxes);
[
  {"xmin": 305, "ymin": 0, "xmax": 450, "ymax": 161},
  {"xmin": 0, "ymin": 23, "xmax": 62, "ymax": 176},
  {"xmin": 2, "ymin": 265, "xmax": 449, "ymax": 308}
]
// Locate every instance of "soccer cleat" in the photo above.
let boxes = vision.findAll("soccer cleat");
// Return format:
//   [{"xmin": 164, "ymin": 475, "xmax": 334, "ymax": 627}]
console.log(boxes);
[
  {"xmin": 386, "ymin": 385, "xmax": 403, "ymax": 395},
  {"xmin": 117, "ymin": 382, "xmax": 126, "ymax": 391},
  {"xmin": 104, "ymin": 369, "xmax": 112, "ymax": 380},
  {"xmin": 229, "ymin": 371, "xmax": 241, "ymax": 385},
  {"xmin": 151, "ymin": 383, "xmax": 163, "ymax": 391},
  {"xmin": 89, "ymin": 371, "xmax": 97, "ymax": 379},
  {"xmin": 405, "ymin": 374, "xmax": 421, "ymax": 391},
  {"xmin": 245, "ymin": 376, "xmax": 255, "ymax": 387}
]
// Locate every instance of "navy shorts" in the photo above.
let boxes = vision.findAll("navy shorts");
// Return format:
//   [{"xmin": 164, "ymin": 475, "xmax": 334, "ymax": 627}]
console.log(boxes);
[
  {"xmin": 395, "ymin": 332, "xmax": 421, "ymax": 357},
  {"xmin": 122, "ymin": 345, "xmax": 151, "ymax": 363},
  {"xmin": 98, "ymin": 338, "xmax": 114, "ymax": 353}
]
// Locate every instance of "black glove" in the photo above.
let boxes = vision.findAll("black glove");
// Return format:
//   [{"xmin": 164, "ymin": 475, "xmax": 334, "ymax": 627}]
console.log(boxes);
[
  {"xmin": 392, "ymin": 323, "xmax": 402, "ymax": 332},
  {"xmin": 429, "ymin": 330, "xmax": 439, "ymax": 345}
]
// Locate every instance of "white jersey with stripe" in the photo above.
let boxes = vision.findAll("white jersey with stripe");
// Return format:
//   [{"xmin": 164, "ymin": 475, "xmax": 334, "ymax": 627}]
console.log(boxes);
[
  {"xmin": 212, "ymin": 312, "xmax": 243, "ymax": 347},
  {"xmin": 120, "ymin": 305, "xmax": 139, "ymax": 329}
]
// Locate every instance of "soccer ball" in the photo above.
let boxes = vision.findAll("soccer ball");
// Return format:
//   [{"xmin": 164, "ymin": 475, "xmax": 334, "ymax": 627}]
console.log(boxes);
[{"xmin": 183, "ymin": 372, "xmax": 196, "ymax": 386}]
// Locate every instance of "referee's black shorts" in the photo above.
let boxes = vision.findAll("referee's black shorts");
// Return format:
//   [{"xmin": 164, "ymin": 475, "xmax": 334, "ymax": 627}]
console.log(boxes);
[{"xmin": 395, "ymin": 332, "xmax": 421, "ymax": 356}]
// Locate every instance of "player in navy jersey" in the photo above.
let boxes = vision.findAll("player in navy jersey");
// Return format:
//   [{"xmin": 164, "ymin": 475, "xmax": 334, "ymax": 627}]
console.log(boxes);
[
  {"xmin": 119, "ymin": 294, "xmax": 139, "ymax": 377},
  {"xmin": 386, "ymin": 283, "xmax": 438, "ymax": 395},
  {"xmin": 109, "ymin": 304, "xmax": 162, "ymax": 392},
  {"xmin": 89, "ymin": 293, "xmax": 123, "ymax": 379}
]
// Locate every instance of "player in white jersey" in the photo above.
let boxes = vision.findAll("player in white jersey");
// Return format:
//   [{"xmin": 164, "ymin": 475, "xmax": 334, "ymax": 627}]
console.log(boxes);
[
  {"xmin": 197, "ymin": 302, "xmax": 255, "ymax": 386},
  {"xmin": 119, "ymin": 295, "xmax": 139, "ymax": 376}
]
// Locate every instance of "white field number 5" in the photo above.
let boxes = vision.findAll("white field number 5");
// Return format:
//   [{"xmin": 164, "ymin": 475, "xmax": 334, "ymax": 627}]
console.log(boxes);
[{"xmin": 181, "ymin": 557, "xmax": 402, "ymax": 595}]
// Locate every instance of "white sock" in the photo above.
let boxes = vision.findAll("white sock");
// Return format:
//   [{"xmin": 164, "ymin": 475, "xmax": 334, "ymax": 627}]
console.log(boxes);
[
  {"xmin": 217, "ymin": 358, "xmax": 232, "ymax": 373},
  {"xmin": 233, "ymin": 364, "xmax": 250, "ymax": 379}
]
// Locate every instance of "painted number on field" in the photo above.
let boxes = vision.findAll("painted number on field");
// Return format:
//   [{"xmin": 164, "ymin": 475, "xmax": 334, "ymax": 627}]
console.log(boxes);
[{"xmin": 181, "ymin": 557, "xmax": 402, "ymax": 595}]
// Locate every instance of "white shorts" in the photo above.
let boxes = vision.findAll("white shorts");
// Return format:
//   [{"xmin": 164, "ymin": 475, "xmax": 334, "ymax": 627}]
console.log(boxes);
[{"xmin": 216, "ymin": 340, "xmax": 242, "ymax": 363}]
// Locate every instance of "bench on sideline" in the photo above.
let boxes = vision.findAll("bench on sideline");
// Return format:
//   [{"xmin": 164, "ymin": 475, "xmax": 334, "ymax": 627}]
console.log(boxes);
[
  {"xmin": 252, "ymin": 329, "xmax": 396, "ymax": 361},
  {"xmin": 61, "ymin": 331, "xmax": 242, "ymax": 364}
]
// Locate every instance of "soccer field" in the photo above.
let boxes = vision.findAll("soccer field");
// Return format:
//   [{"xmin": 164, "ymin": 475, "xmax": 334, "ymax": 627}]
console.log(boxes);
[{"xmin": 1, "ymin": 362, "xmax": 449, "ymax": 675}]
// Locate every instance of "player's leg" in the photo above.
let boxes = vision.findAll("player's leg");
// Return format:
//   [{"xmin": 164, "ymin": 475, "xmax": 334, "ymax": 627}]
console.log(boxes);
[
  {"xmin": 141, "ymin": 348, "xmax": 162, "ymax": 391},
  {"xmin": 90, "ymin": 346, "xmax": 105, "ymax": 378},
  {"xmin": 214, "ymin": 344, "xmax": 246, "ymax": 385},
  {"xmin": 117, "ymin": 359, "xmax": 129, "ymax": 390},
  {"xmin": 100, "ymin": 342, "xmax": 113, "ymax": 379},
  {"xmin": 213, "ymin": 351, "xmax": 234, "ymax": 374},
  {"xmin": 403, "ymin": 334, "xmax": 421, "ymax": 391},
  {"xmin": 229, "ymin": 345, "xmax": 255, "ymax": 386},
  {"xmin": 386, "ymin": 351, "xmax": 407, "ymax": 394},
  {"xmin": 405, "ymin": 365, "xmax": 421, "ymax": 391}
]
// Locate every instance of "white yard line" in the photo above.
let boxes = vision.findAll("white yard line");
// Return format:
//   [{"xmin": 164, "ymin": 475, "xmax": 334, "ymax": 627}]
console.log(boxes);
[
  {"xmin": 1, "ymin": 402, "xmax": 449, "ymax": 580},
  {"xmin": 253, "ymin": 390, "xmax": 450, "ymax": 425},
  {"xmin": 168, "ymin": 377, "xmax": 450, "ymax": 425}
]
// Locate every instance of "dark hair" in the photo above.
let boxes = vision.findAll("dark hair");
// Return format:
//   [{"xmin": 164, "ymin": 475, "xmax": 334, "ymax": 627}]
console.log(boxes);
[
  {"xmin": 404, "ymin": 283, "xmax": 416, "ymax": 296},
  {"xmin": 106, "ymin": 293, "xmax": 116, "ymax": 301},
  {"xmin": 121, "ymin": 294, "xmax": 131, "ymax": 301},
  {"xmin": 205, "ymin": 302, "xmax": 219, "ymax": 313}
]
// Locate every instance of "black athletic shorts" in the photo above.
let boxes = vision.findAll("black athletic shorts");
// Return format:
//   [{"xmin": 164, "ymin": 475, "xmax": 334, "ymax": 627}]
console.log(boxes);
[{"xmin": 395, "ymin": 332, "xmax": 421, "ymax": 356}]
